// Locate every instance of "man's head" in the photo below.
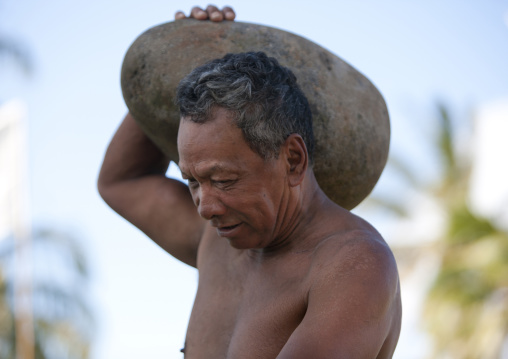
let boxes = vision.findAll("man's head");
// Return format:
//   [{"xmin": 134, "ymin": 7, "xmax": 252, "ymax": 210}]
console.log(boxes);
[
  {"xmin": 176, "ymin": 52, "xmax": 315, "ymax": 249},
  {"xmin": 176, "ymin": 51, "xmax": 314, "ymax": 163}
]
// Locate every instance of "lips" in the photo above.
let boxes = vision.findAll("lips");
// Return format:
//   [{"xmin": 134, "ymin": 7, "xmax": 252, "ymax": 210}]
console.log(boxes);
[{"xmin": 216, "ymin": 223, "xmax": 242, "ymax": 237}]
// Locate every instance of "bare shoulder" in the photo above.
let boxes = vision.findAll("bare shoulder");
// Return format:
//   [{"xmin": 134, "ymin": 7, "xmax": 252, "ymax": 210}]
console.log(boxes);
[
  {"xmin": 311, "ymin": 224, "xmax": 401, "ymax": 324},
  {"xmin": 278, "ymin": 216, "xmax": 401, "ymax": 358},
  {"xmin": 307, "ymin": 223, "xmax": 401, "ymax": 330},
  {"xmin": 310, "ymin": 217, "xmax": 399, "ymax": 293}
]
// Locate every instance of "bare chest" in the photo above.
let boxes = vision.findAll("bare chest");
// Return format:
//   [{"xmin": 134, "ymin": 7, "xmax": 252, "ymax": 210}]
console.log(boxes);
[{"xmin": 183, "ymin": 240, "xmax": 310, "ymax": 358}]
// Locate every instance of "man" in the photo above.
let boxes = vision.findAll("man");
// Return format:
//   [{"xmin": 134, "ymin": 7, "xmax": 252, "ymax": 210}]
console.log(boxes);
[{"xmin": 98, "ymin": 5, "xmax": 401, "ymax": 358}]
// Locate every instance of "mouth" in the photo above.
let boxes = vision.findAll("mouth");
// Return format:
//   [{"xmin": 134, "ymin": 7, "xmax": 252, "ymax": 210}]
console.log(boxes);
[{"xmin": 216, "ymin": 223, "xmax": 242, "ymax": 237}]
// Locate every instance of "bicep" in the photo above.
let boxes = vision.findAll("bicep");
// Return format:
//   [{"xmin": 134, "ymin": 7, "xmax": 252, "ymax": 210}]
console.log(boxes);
[
  {"xmin": 99, "ymin": 174, "xmax": 205, "ymax": 267},
  {"xmin": 278, "ymin": 290, "xmax": 393, "ymax": 359}
]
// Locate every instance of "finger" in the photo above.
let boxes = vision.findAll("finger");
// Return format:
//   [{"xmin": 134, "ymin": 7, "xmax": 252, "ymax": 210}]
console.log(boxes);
[
  {"xmin": 206, "ymin": 4, "xmax": 224, "ymax": 22},
  {"xmin": 174, "ymin": 11, "xmax": 186, "ymax": 20},
  {"xmin": 222, "ymin": 6, "xmax": 236, "ymax": 21},
  {"xmin": 190, "ymin": 6, "xmax": 208, "ymax": 20}
]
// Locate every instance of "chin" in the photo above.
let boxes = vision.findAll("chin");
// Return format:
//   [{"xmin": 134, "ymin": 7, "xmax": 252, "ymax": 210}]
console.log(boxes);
[
  {"xmin": 226, "ymin": 238, "xmax": 255, "ymax": 250},
  {"xmin": 225, "ymin": 235, "xmax": 266, "ymax": 251}
]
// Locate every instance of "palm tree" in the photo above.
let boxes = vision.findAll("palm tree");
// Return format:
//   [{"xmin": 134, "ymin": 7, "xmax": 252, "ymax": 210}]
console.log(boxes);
[
  {"xmin": 361, "ymin": 103, "xmax": 508, "ymax": 358},
  {"xmin": 0, "ymin": 228, "xmax": 94, "ymax": 359},
  {"xmin": 421, "ymin": 105, "xmax": 508, "ymax": 359}
]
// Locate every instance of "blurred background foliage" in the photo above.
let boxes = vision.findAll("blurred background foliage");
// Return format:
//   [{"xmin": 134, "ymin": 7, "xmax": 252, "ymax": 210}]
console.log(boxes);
[
  {"xmin": 0, "ymin": 229, "xmax": 94, "ymax": 359},
  {"xmin": 1, "ymin": 33, "xmax": 94, "ymax": 359},
  {"xmin": 422, "ymin": 105, "xmax": 508, "ymax": 359},
  {"xmin": 0, "ymin": 36, "xmax": 32, "ymax": 76},
  {"xmin": 372, "ymin": 103, "xmax": 508, "ymax": 358}
]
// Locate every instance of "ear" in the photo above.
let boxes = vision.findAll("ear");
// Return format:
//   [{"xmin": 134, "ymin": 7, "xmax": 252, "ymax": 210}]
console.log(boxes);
[{"xmin": 283, "ymin": 134, "xmax": 308, "ymax": 187}]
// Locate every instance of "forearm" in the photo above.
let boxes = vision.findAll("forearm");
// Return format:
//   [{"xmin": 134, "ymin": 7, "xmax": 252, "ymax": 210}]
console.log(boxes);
[{"xmin": 98, "ymin": 112, "xmax": 170, "ymax": 190}]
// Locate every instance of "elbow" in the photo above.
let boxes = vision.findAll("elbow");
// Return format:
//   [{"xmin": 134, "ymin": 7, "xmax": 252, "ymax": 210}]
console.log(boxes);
[
  {"xmin": 96, "ymin": 165, "xmax": 132, "ymax": 214},
  {"xmin": 96, "ymin": 176, "xmax": 107, "ymax": 200},
  {"xmin": 97, "ymin": 169, "xmax": 115, "ymax": 206},
  {"xmin": 97, "ymin": 177, "xmax": 109, "ymax": 204},
  {"xmin": 97, "ymin": 178, "xmax": 122, "ymax": 213}
]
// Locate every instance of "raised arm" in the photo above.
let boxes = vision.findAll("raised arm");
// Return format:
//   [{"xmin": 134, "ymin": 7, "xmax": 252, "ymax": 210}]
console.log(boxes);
[
  {"xmin": 98, "ymin": 5, "xmax": 236, "ymax": 267},
  {"xmin": 98, "ymin": 113, "xmax": 204, "ymax": 267}
]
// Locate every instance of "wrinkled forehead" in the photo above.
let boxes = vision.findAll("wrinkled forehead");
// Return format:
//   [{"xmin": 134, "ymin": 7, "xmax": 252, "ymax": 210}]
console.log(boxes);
[
  {"xmin": 178, "ymin": 105, "xmax": 235, "ymax": 137},
  {"xmin": 177, "ymin": 112, "xmax": 237, "ymax": 150},
  {"xmin": 177, "ymin": 109, "xmax": 272, "ymax": 178},
  {"xmin": 177, "ymin": 110, "xmax": 245, "ymax": 166}
]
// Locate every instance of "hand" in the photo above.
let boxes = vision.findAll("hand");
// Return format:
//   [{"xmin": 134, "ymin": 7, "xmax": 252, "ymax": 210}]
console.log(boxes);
[{"xmin": 175, "ymin": 5, "xmax": 236, "ymax": 22}]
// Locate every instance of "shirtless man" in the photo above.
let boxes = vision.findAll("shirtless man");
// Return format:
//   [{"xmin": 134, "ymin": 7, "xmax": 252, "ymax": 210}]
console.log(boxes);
[{"xmin": 98, "ymin": 5, "xmax": 401, "ymax": 358}]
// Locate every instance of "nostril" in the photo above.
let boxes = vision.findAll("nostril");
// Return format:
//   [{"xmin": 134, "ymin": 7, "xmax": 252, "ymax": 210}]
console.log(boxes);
[
  {"xmin": 198, "ymin": 198, "xmax": 214, "ymax": 220},
  {"xmin": 197, "ymin": 197, "xmax": 226, "ymax": 220}
]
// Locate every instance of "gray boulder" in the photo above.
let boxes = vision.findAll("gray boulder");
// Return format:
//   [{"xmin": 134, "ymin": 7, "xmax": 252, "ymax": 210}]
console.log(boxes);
[{"xmin": 121, "ymin": 19, "xmax": 390, "ymax": 210}]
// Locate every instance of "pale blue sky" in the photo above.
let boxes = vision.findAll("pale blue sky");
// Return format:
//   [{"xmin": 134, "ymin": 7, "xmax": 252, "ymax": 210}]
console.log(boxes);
[{"xmin": 1, "ymin": 1, "xmax": 508, "ymax": 358}]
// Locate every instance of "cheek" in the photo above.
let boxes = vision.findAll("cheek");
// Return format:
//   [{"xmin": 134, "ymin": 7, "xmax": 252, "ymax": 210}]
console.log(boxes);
[
  {"xmin": 226, "ymin": 191, "xmax": 273, "ymax": 219},
  {"xmin": 246, "ymin": 190, "xmax": 279, "ymax": 222},
  {"xmin": 226, "ymin": 169, "xmax": 286, "ymax": 221}
]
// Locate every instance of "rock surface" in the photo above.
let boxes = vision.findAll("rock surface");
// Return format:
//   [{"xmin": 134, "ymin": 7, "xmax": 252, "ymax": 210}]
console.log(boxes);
[{"xmin": 121, "ymin": 20, "xmax": 390, "ymax": 210}]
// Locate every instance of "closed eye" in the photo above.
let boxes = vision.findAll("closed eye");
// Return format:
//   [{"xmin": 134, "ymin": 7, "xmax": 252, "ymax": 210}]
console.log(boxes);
[
  {"xmin": 213, "ymin": 179, "xmax": 235, "ymax": 189},
  {"xmin": 187, "ymin": 178, "xmax": 199, "ymax": 189}
]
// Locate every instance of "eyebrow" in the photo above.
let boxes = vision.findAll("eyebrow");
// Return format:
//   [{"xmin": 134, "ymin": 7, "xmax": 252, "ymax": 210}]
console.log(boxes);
[
  {"xmin": 209, "ymin": 164, "xmax": 230, "ymax": 173},
  {"xmin": 179, "ymin": 162, "xmax": 235, "ymax": 179}
]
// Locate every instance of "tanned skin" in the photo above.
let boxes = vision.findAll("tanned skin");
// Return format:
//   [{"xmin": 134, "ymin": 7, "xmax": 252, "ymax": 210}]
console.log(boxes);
[{"xmin": 98, "ymin": 6, "xmax": 402, "ymax": 358}]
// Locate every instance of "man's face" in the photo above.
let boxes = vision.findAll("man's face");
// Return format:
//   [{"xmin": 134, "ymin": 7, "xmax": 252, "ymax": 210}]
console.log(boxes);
[{"xmin": 177, "ymin": 107, "xmax": 289, "ymax": 250}]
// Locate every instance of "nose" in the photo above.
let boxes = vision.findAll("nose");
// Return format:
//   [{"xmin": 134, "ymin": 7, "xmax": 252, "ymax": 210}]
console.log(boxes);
[{"xmin": 196, "ymin": 185, "xmax": 226, "ymax": 220}]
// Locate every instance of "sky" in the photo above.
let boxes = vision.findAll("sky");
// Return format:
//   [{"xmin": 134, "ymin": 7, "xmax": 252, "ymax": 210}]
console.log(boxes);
[{"xmin": 1, "ymin": 1, "xmax": 508, "ymax": 358}]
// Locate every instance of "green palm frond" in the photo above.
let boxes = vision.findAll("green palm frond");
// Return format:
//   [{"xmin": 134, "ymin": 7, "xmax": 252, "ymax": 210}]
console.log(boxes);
[
  {"xmin": 437, "ymin": 103, "xmax": 456, "ymax": 181},
  {"xmin": 366, "ymin": 101, "xmax": 508, "ymax": 359},
  {"xmin": 386, "ymin": 155, "xmax": 423, "ymax": 190},
  {"xmin": 422, "ymin": 104, "xmax": 508, "ymax": 359}
]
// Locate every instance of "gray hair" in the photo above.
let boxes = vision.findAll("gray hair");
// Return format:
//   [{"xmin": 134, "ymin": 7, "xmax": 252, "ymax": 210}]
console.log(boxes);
[{"xmin": 176, "ymin": 52, "xmax": 314, "ymax": 163}]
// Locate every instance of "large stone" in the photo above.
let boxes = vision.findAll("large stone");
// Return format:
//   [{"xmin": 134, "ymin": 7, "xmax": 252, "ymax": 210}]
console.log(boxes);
[{"xmin": 121, "ymin": 20, "xmax": 390, "ymax": 210}]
